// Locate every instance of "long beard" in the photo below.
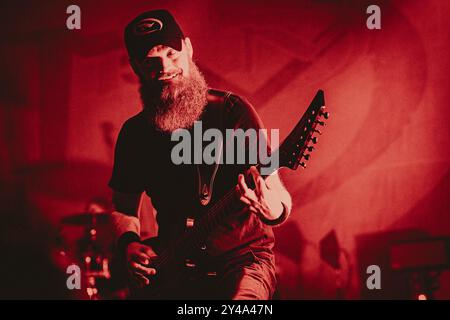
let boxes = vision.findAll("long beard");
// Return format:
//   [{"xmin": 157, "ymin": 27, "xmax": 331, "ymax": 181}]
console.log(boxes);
[{"xmin": 139, "ymin": 61, "xmax": 208, "ymax": 133}]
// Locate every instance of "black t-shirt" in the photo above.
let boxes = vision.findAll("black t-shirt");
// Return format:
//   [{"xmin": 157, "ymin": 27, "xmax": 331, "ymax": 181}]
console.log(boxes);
[{"xmin": 109, "ymin": 89, "xmax": 275, "ymax": 260}]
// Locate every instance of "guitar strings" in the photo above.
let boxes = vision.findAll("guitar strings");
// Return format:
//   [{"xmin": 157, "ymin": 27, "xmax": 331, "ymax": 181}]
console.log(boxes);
[{"xmin": 152, "ymin": 184, "xmax": 239, "ymax": 269}]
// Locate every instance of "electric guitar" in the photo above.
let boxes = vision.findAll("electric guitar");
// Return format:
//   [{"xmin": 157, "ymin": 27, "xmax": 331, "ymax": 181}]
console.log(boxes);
[{"xmin": 121, "ymin": 89, "xmax": 329, "ymax": 298}]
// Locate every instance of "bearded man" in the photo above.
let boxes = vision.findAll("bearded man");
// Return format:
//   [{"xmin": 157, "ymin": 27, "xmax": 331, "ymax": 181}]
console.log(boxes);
[{"xmin": 109, "ymin": 9, "xmax": 292, "ymax": 299}]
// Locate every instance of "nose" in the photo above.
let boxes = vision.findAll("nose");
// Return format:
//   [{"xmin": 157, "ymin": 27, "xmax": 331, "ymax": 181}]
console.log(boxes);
[{"xmin": 160, "ymin": 56, "xmax": 175, "ymax": 74}]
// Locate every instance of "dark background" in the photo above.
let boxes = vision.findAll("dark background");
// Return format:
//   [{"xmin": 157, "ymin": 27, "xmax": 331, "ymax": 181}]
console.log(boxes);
[{"xmin": 0, "ymin": 0, "xmax": 449, "ymax": 299}]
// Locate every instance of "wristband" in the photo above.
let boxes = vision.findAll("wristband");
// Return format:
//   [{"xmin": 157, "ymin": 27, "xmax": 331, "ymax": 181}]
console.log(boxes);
[
  {"xmin": 259, "ymin": 202, "xmax": 290, "ymax": 226},
  {"xmin": 117, "ymin": 231, "xmax": 140, "ymax": 255}
]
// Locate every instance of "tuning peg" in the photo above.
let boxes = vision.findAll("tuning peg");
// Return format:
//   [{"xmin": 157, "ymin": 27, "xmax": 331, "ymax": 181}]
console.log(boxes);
[
  {"xmin": 316, "ymin": 120, "xmax": 325, "ymax": 126},
  {"xmin": 307, "ymin": 146, "xmax": 315, "ymax": 152},
  {"xmin": 311, "ymin": 137, "xmax": 318, "ymax": 144},
  {"xmin": 314, "ymin": 129, "xmax": 322, "ymax": 135},
  {"xmin": 320, "ymin": 110, "xmax": 330, "ymax": 119},
  {"xmin": 303, "ymin": 153, "xmax": 311, "ymax": 160},
  {"xmin": 299, "ymin": 162, "xmax": 307, "ymax": 168}
]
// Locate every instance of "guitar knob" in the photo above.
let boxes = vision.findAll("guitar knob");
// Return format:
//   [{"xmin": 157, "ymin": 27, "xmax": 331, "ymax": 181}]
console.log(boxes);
[
  {"xmin": 307, "ymin": 146, "xmax": 315, "ymax": 152},
  {"xmin": 299, "ymin": 162, "xmax": 307, "ymax": 168},
  {"xmin": 186, "ymin": 218, "xmax": 195, "ymax": 228},
  {"xmin": 311, "ymin": 137, "xmax": 318, "ymax": 144},
  {"xmin": 321, "ymin": 111, "xmax": 330, "ymax": 119},
  {"xmin": 316, "ymin": 120, "xmax": 325, "ymax": 126},
  {"xmin": 303, "ymin": 154, "xmax": 311, "ymax": 160}
]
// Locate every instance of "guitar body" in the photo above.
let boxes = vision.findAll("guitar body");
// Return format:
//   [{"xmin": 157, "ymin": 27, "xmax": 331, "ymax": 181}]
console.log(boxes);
[
  {"xmin": 129, "ymin": 237, "xmax": 220, "ymax": 299},
  {"xmin": 128, "ymin": 237, "xmax": 186, "ymax": 299}
]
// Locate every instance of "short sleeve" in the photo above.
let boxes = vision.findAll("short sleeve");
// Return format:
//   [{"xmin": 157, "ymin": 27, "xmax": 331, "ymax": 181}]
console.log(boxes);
[
  {"xmin": 226, "ymin": 94, "xmax": 265, "ymax": 131},
  {"xmin": 225, "ymin": 94, "xmax": 272, "ymax": 158},
  {"xmin": 108, "ymin": 120, "xmax": 145, "ymax": 194}
]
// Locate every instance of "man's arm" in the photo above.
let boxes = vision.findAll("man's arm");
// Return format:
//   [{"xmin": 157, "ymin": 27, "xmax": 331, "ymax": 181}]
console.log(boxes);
[
  {"xmin": 111, "ymin": 191, "xmax": 157, "ymax": 287},
  {"xmin": 265, "ymin": 171, "xmax": 292, "ymax": 218},
  {"xmin": 238, "ymin": 166, "xmax": 292, "ymax": 226},
  {"xmin": 111, "ymin": 191, "xmax": 142, "ymax": 245},
  {"xmin": 226, "ymin": 94, "xmax": 292, "ymax": 225}
]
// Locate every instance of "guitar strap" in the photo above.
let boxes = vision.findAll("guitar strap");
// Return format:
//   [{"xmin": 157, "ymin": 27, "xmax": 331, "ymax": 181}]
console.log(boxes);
[
  {"xmin": 195, "ymin": 143, "xmax": 222, "ymax": 206},
  {"xmin": 195, "ymin": 91, "xmax": 231, "ymax": 206}
]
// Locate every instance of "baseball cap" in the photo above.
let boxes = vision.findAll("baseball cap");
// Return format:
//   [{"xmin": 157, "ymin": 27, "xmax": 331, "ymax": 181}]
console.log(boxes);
[{"xmin": 124, "ymin": 9, "xmax": 185, "ymax": 61}]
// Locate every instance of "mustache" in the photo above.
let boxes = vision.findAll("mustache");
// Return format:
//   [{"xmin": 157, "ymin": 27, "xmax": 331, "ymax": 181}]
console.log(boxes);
[
  {"xmin": 158, "ymin": 69, "xmax": 181, "ymax": 77},
  {"xmin": 140, "ymin": 72, "xmax": 181, "ymax": 94}
]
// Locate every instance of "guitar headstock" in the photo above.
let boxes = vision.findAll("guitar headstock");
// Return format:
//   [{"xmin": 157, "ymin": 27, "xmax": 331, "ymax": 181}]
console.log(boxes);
[{"xmin": 279, "ymin": 90, "xmax": 329, "ymax": 170}]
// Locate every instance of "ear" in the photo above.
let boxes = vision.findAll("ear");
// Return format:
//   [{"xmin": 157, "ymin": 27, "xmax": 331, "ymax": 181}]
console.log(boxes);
[{"xmin": 184, "ymin": 37, "xmax": 193, "ymax": 59}]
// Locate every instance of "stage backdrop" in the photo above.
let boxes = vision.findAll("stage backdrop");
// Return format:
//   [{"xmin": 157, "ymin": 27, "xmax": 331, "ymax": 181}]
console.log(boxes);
[{"xmin": 1, "ymin": 0, "xmax": 449, "ymax": 299}]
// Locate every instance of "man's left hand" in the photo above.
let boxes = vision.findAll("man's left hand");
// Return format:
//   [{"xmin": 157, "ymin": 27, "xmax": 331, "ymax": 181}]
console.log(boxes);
[{"xmin": 238, "ymin": 166, "xmax": 284, "ymax": 220}]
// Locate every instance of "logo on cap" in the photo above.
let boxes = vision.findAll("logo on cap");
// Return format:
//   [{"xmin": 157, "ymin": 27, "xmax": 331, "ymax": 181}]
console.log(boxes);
[{"xmin": 134, "ymin": 18, "xmax": 163, "ymax": 36}]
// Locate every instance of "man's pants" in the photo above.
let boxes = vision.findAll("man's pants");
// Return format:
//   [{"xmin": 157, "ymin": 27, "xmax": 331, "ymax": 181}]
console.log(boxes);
[{"xmin": 167, "ymin": 250, "xmax": 277, "ymax": 300}]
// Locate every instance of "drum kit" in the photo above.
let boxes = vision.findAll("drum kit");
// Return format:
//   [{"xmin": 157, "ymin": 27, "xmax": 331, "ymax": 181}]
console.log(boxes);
[
  {"xmin": 59, "ymin": 205, "xmax": 124, "ymax": 299},
  {"xmin": 19, "ymin": 162, "xmax": 126, "ymax": 299}
]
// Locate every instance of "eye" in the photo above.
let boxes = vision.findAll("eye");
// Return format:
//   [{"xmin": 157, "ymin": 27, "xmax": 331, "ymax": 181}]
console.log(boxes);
[{"xmin": 167, "ymin": 50, "xmax": 178, "ymax": 58}]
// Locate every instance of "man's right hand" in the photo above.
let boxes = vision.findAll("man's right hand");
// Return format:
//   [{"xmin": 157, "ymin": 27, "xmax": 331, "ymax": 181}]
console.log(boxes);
[{"xmin": 126, "ymin": 242, "xmax": 157, "ymax": 288}]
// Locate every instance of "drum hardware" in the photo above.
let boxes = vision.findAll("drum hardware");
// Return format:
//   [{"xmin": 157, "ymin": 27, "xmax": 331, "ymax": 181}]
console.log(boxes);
[{"xmin": 60, "ymin": 209, "xmax": 113, "ymax": 299}]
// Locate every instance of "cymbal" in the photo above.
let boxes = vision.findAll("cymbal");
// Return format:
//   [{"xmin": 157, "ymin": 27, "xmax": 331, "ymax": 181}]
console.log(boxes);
[{"xmin": 61, "ymin": 212, "xmax": 111, "ymax": 226}]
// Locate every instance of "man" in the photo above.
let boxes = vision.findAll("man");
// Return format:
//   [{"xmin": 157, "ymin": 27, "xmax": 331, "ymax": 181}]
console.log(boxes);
[{"xmin": 110, "ymin": 9, "xmax": 292, "ymax": 299}]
